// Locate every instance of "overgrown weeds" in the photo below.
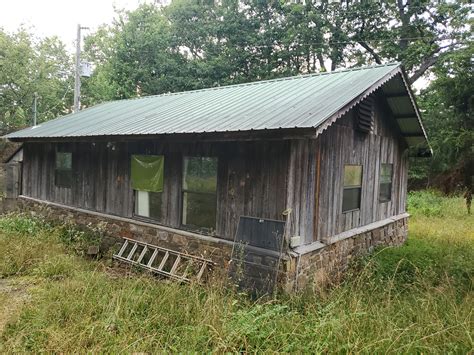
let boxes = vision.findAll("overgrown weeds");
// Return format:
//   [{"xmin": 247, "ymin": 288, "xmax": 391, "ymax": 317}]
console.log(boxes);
[{"xmin": 0, "ymin": 193, "xmax": 472, "ymax": 352}]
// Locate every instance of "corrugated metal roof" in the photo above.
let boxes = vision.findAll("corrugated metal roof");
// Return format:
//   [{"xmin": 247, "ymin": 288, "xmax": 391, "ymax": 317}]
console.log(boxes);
[{"xmin": 4, "ymin": 63, "xmax": 428, "ymax": 150}]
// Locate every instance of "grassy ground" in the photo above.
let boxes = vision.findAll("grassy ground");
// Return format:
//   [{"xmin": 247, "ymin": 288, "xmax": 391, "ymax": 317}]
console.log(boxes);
[{"xmin": 0, "ymin": 191, "xmax": 472, "ymax": 353}]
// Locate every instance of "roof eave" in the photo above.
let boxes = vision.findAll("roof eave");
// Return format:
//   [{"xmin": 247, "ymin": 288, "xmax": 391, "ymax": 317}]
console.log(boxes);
[{"xmin": 397, "ymin": 67, "xmax": 432, "ymax": 157}]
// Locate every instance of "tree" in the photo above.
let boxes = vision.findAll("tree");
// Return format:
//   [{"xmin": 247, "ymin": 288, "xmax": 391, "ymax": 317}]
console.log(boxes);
[
  {"xmin": 0, "ymin": 28, "xmax": 73, "ymax": 132},
  {"xmin": 81, "ymin": 4, "xmax": 192, "ymax": 104},
  {"xmin": 413, "ymin": 44, "xmax": 473, "ymax": 191},
  {"xmin": 345, "ymin": 0, "xmax": 472, "ymax": 83}
]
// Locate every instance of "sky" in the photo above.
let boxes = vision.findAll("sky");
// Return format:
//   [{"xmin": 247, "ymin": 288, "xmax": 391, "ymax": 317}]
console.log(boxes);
[{"xmin": 0, "ymin": 0, "xmax": 155, "ymax": 50}]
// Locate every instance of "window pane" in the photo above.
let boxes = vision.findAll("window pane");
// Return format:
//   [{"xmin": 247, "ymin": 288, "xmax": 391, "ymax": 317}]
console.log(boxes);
[
  {"xmin": 183, "ymin": 157, "xmax": 217, "ymax": 193},
  {"xmin": 55, "ymin": 169, "xmax": 72, "ymax": 188},
  {"xmin": 149, "ymin": 191, "xmax": 163, "ymax": 220},
  {"xmin": 56, "ymin": 152, "xmax": 72, "ymax": 170},
  {"xmin": 135, "ymin": 190, "xmax": 149, "ymax": 217},
  {"xmin": 135, "ymin": 190, "xmax": 163, "ymax": 220},
  {"xmin": 379, "ymin": 183, "xmax": 392, "ymax": 202},
  {"xmin": 182, "ymin": 192, "xmax": 216, "ymax": 231},
  {"xmin": 344, "ymin": 165, "xmax": 362, "ymax": 187},
  {"xmin": 380, "ymin": 163, "xmax": 393, "ymax": 184},
  {"xmin": 342, "ymin": 187, "xmax": 361, "ymax": 212}
]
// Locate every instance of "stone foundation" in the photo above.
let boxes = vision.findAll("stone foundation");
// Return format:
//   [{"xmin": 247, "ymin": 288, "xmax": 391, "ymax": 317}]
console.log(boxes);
[
  {"xmin": 17, "ymin": 196, "xmax": 234, "ymax": 267},
  {"xmin": 283, "ymin": 214, "xmax": 409, "ymax": 291},
  {"xmin": 16, "ymin": 196, "xmax": 408, "ymax": 292},
  {"xmin": 0, "ymin": 197, "xmax": 18, "ymax": 214}
]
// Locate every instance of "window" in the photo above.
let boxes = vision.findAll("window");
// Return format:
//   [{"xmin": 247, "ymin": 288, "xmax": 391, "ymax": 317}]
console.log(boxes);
[
  {"xmin": 342, "ymin": 165, "xmax": 362, "ymax": 212},
  {"xmin": 182, "ymin": 156, "xmax": 217, "ymax": 232},
  {"xmin": 379, "ymin": 163, "xmax": 393, "ymax": 202},
  {"xmin": 131, "ymin": 155, "xmax": 164, "ymax": 220},
  {"xmin": 55, "ymin": 151, "xmax": 72, "ymax": 188}
]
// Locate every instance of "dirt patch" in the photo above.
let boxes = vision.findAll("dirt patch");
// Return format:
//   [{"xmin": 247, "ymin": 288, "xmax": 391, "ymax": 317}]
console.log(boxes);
[{"xmin": 0, "ymin": 279, "xmax": 31, "ymax": 334}]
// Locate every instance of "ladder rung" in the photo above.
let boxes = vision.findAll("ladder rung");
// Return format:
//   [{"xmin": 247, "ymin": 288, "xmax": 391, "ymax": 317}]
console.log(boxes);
[
  {"xmin": 196, "ymin": 261, "xmax": 207, "ymax": 282},
  {"xmin": 158, "ymin": 251, "xmax": 169, "ymax": 271},
  {"xmin": 117, "ymin": 240, "xmax": 128, "ymax": 257},
  {"xmin": 137, "ymin": 246, "xmax": 148, "ymax": 264},
  {"xmin": 127, "ymin": 243, "xmax": 138, "ymax": 260},
  {"xmin": 147, "ymin": 249, "xmax": 158, "ymax": 267},
  {"xmin": 113, "ymin": 238, "xmax": 215, "ymax": 284},
  {"xmin": 170, "ymin": 255, "xmax": 181, "ymax": 275}
]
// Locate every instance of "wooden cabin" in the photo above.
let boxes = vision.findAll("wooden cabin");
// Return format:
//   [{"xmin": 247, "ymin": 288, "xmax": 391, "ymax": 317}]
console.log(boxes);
[{"xmin": 3, "ymin": 63, "xmax": 430, "ymax": 291}]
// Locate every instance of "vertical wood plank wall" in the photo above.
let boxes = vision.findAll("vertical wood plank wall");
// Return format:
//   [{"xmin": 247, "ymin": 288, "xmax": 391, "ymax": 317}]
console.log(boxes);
[
  {"xmin": 286, "ymin": 139, "xmax": 318, "ymax": 245},
  {"xmin": 316, "ymin": 95, "xmax": 409, "ymax": 242},
  {"xmin": 21, "ymin": 140, "xmax": 290, "ymax": 241}
]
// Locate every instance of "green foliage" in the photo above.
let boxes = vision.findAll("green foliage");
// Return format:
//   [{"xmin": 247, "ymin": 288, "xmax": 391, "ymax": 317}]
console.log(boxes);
[
  {"xmin": 0, "ymin": 193, "xmax": 472, "ymax": 352},
  {"xmin": 407, "ymin": 190, "xmax": 445, "ymax": 217},
  {"xmin": 0, "ymin": 213, "xmax": 50, "ymax": 236},
  {"xmin": 0, "ymin": 214, "xmax": 62, "ymax": 278},
  {"xmin": 57, "ymin": 221, "xmax": 106, "ymax": 256},
  {"xmin": 414, "ymin": 44, "xmax": 474, "ymax": 188},
  {"xmin": 0, "ymin": 214, "xmax": 103, "ymax": 278},
  {"xmin": 0, "ymin": 29, "xmax": 73, "ymax": 131}
]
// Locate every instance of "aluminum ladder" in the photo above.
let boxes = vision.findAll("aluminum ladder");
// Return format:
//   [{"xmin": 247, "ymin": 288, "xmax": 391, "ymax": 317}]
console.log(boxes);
[{"xmin": 113, "ymin": 237, "xmax": 215, "ymax": 283}]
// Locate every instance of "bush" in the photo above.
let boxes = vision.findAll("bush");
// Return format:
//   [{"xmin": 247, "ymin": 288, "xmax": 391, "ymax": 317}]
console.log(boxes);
[
  {"xmin": 57, "ymin": 221, "xmax": 107, "ymax": 257},
  {"xmin": 0, "ymin": 213, "xmax": 51, "ymax": 236},
  {"xmin": 407, "ymin": 190, "xmax": 445, "ymax": 217}
]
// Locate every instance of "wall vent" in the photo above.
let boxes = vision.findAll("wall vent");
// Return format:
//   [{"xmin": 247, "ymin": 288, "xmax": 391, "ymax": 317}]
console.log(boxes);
[{"xmin": 356, "ymin": 96, "xmax": 374, "ymax": 133}]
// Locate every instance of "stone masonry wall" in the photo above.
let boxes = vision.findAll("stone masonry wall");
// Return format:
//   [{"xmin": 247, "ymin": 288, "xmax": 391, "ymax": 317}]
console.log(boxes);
[
  {"xmin": 18, "ymin": 197, "xmax": 233, "ymax": 267},
  {"xmin": 284, "ymin": 216, "xmax": 409, "ymax": 291},
  {"xmin": 17, "ymin": 196, "xmax": 408, "ymax": 292}
]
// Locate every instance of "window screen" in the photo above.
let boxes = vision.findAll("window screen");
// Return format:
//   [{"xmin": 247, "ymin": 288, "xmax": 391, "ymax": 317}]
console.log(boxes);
[
  {"xmin": 379, "ymin": 163, "xmax": 393, "ymax": 202},
  {"xmin": 55, "ymin": 152, "xmax": 72, "ymax": 188},
  {"xmin": 182, "ymin": 156, "xmax": 217, "ymax": 232},
  {"xmin": 342, "ymin": 165, "xmax": 362, "ymax": 212},
  {"xmin": 131, "ymin": 155, "xmax": 164, "ymax": 220}
]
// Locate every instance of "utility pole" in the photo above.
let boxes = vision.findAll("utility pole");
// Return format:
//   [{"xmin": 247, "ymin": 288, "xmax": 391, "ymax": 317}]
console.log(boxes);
[
  {"xmin": 73, "ymin": 24, "xmax": 88, "ymax": 113},
  {"xmin": 32, "ymin": 92, "xmax": 38, "ymax": 126}
]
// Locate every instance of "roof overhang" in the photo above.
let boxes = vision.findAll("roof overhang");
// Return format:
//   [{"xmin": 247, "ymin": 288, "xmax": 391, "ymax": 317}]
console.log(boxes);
[
  {"xmin": 315, "ymin": 65, "xmax": 431, "ymax": 157},
  {"xmin": 383, "ymin": 69, "xmax": 432, "ymax": 157}
]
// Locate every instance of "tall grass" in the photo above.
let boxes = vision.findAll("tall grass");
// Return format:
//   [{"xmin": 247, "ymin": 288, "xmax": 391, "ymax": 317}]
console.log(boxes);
[{"xmin": 0, "ymin": 192, "xmax": 472, "ymax": 353}]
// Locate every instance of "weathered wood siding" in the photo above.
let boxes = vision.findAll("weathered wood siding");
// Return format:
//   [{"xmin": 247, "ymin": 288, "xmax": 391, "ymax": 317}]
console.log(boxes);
[
  {"xmin": 286, "ymin": 139, "xmax": 318, "ymax": 245},
  {"xmin": 20, "ymin": 94, "xmax": 409, "ymax": 245},
  {"xmin": 21, "ymin": 140, "xmax": 290, "ymax": 241},
  {"xmin": 315, "ymin": 95, "xmax": 409, "ymax": 242}
]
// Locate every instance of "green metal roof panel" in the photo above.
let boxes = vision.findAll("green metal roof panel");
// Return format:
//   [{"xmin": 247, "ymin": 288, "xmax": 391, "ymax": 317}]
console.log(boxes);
[{"xmin": 4, "ymin": 63, "xmax": 427, "ymax": 148}]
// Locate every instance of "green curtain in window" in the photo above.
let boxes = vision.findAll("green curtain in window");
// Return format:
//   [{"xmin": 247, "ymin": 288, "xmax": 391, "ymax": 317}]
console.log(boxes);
[{"xmin": 131, "ymin": 155, "xmax": 164, "ymax": 192}]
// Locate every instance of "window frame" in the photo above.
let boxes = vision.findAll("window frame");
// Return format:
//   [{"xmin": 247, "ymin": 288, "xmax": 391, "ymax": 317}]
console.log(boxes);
[
  {"xmin": 181, "ymin": 155, "xmax": 218, "ymax": 233},
  {"xmin": 379, "ymin": 163, "xmax": 393, "ymax": 203},
  {"xmin": 54, "ymin": 150, "xmax": 73, "ymax": 188},
  {"xmin": 342, "ymin": 164, "xmax": 363, "ymax": 213}
]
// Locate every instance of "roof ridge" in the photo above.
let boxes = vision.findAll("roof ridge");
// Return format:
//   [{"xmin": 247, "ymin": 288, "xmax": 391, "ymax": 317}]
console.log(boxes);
[{"xmin": 122, "ymin": 62, "xmax": 401, "ymax": 102}]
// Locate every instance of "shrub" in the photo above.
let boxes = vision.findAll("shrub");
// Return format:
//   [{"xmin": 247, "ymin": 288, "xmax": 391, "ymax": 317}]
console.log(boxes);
[
  {"xmin": 0, "ymin": 213, "xmax": 51, "ymax": 236},
  {"xmin": 57, "ymin": 221, "xmax": 107, "ymax": 257},
  {"xmin": 407, "ymin": 190, "xmax": 445, "ymax": 217}
]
